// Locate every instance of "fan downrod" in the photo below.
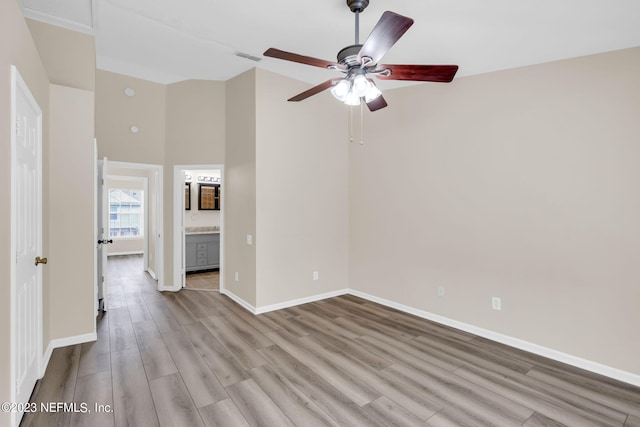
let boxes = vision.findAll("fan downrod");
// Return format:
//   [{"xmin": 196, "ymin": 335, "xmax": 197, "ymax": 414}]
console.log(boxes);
[{"xmin": 347, "ymin": 0, "xmax": 369, "ymax": 13}]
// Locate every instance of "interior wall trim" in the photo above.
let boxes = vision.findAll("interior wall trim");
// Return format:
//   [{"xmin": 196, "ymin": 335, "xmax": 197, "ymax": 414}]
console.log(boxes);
[
  {"xmin": 22, "ymin": 8, "xmax": 96, "ymax": 35},
  {"xmin": 107, "ymin": 251, "xmax": 144, "ymax": 256},
  {"xmin": 219, "ymin": 289, "xmax": 258, "ymax": 313},
  {"xmin": 255, "ymin": 289, "xmax": 350, "ymax": 314},
  {"xmin": 220, "ymin": 288, "xmax": 350, "ymax": 315}
]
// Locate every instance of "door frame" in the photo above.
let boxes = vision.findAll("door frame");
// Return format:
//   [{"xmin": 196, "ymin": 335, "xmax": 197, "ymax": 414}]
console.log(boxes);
[
  {"xmin": 173, "ymin": 164, "xmax": 224, "ymax": 292},
  {"xmin": 10, "ymin": 65, "xmax": 43, "ymax": 427},
  {"xmin": 101, "ymin": 161, "xmax": 164, "ymax": 289},
  {"xmin": 93, "ymin": 144, "xmax": 99, "ymax": 316}
]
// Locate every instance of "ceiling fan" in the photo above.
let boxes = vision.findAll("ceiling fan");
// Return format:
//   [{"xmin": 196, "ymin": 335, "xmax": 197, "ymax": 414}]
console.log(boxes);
[{"xmin": 263, "ymin": 0, "xmax": 459, "ymax": 112}]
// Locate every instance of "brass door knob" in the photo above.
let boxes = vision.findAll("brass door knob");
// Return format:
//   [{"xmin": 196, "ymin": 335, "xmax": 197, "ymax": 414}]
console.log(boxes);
[{"xmin": 35, "ymin": 256, "xmax": 48, "ymax": 266}]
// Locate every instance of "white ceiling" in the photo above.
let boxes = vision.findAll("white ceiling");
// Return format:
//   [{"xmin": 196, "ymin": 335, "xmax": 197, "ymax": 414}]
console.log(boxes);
[{"xmin": 19, "ymin": 0, "xmax": 640, "ymax": 89}]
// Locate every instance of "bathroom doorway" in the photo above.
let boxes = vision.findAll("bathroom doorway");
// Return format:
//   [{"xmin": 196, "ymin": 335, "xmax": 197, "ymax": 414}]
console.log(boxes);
[{"xmin": 173, "ymin": 164, "xmax": 224, "ymax": 292}]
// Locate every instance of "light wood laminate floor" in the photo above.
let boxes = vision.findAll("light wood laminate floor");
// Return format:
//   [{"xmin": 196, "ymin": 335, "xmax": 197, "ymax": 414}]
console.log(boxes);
[
  {"xmin": 22, "ymin": 255, "xmax": 640, "ymax": 426},
  {"xmin": 185, "ymin": 270, "xmax": 219, "ymax": 291}
]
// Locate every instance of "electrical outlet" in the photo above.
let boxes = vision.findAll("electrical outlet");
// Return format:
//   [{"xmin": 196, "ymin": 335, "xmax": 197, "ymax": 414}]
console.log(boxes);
[
  {"xmin": 492, "ymin": 297, "xmax": 502, "ymax": 311},
  {"xmin": 235, "ymin": 272, "xmax": 239, "ymax": 282},
  {"xmin": 313, "ymin": 271, "xmax": 319, "ymax": 281},
  {"xmin": 437, "ymin": 286, "xmax": 445, "ymax": 297},
  {"xmin": 246, "ymin": 234, "xmax": 253, "ymax": 245}
]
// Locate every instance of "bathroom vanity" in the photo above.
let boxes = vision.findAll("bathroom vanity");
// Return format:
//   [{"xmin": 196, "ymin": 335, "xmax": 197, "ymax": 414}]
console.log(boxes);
[{"xmin": 185, "ymin": 227, "xmax": 220, "ymax": 271}]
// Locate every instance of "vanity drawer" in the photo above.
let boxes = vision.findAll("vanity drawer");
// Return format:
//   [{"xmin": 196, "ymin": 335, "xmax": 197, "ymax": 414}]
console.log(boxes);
[{"xmin": 197, "ymin": 243, "xmax": 208, "ymax": 251}]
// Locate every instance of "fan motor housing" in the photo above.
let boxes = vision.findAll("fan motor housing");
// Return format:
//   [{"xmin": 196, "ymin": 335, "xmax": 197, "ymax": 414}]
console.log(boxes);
[
  {"xmin": 337, "ymin": 44, "xmax": 363, "ymax": 66},
  {"xmin": 347, "ymin": 0, "xmax": 369, "ymax": 13}
]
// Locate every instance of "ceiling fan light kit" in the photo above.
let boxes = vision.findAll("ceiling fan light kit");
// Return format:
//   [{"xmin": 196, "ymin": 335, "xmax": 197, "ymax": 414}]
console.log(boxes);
[
  {"xmin": 264, "ymin": 0, "xmax": 458, "ymax": 112},
  {"xmin": 330, "ymin": 74, "xmax": 382, "ymax": 106}
]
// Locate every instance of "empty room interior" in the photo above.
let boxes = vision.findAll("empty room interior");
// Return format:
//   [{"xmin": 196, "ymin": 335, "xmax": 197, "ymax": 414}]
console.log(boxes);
[{"xmin": 2, "ymin": 0, "xmax": 640, "ymax": 426}]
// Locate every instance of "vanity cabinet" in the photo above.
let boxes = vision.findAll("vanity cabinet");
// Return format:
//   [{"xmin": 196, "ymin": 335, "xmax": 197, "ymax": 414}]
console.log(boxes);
[{"xmin": 185, "ymin": 233, "xmax": 219, "ymax": 271}]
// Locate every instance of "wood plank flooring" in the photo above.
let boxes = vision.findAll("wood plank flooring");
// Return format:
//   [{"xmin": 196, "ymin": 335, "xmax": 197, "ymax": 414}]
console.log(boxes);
[
  {"xmin": 22, "ymin": 255, "xmax": 640, "ymax": 426},
  {"xmin": 185, "ymin": 270, "xmax": 219, "ymax": 291}
]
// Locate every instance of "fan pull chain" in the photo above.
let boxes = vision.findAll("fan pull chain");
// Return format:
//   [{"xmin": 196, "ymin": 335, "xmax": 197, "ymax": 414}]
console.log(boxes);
[
  {"xmin": 347, "ymin": 105, "xmax": 365, "ymax": 145},
  {"xmin": 349, "ymin": 106, "xmax": 354, "ymax": 143},
  {"xmin": 360, "ymin": 102, "xmax": 364, "ymax": 145}
]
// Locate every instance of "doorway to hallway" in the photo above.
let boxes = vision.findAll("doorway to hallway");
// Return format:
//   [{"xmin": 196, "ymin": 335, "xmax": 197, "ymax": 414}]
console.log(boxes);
[{"xmin": 97, "ymin": 160, "xmax": 164, "ymax": 312}]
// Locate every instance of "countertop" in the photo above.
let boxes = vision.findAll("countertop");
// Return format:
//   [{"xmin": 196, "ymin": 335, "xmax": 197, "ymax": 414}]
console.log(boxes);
[{"xmin": 185, "ymin": 226, "xmax": 220, "ymax": 235}]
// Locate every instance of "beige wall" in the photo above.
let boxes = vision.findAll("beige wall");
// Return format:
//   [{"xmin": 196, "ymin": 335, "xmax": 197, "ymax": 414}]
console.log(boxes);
[
  {"xmin": 96, "ymin": 70, "xmax": 166, "ymax": 164},
  {"xmin": 108, "ymin": 238, "xmax": 144, "ymax": 255},
  {"xmin": 224, "ymin": 69, "xmax": 257, "ymax": 305},
  {"xmin": 165, "ymin": 80, "xmax": 225, "ymax": 163},
  {"xmin": 349, "ymin": 47, "xmax": 640, "ymax": 376},
  {"xmin": 26, "ymin": 19, "xmax": 95, "ymax": 91},
  {"xmin": 254, "ymin": 69, "xmax": 349, "ymax": 307},
  {"xmin": 48, "ymin": 84, "xmax": 96, "ymax": 341},
  {"xmin": 0, "ymin": 1, "xmax": 50, "ymax": 421}
]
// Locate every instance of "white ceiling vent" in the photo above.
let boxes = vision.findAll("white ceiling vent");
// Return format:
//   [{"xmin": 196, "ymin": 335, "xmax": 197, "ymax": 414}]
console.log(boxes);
[{"xmin": 235, "ymin": 52, "xmax": 262, "ymax": 62}]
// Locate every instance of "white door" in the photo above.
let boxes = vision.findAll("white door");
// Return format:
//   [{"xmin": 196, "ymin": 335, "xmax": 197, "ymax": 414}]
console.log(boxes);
[
  {"xmin": 96, "ymin": 158, "xmax": 110, "ymax": 311},
  {"xmin": 181, "ymin": 170, "xmax": 187, "ymax": 288},
  {"xmin": 10, "ymin": 66, "xmax": 43, "ymax": 427}
]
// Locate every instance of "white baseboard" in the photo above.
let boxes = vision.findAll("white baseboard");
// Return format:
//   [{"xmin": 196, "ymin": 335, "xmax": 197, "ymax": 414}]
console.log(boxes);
[
  {"xmin": 108, "ymin": 251, "xmax": 144, "ymax": 257},
  {"xmin": 220, "ymin": 289, "xmax": 258, "ymax": 313},
  {"xmin": 255, "ymin": 289, "xmax": 350, "ymax": 314},
  {"xmin": 40, "ymin": 332, "xmax": 97, "ymax": 378},
  {"xmin": 158, "ymin": 285, "xmax": 178, "ymax": 292},
  {"xmin": 348, "ymin": 289, "xmax": 640, "ymax": 388},
  {"xmin": 221, "ymin": 288, "xmax": 350, "ymax": 315},
  {"xmin": 147, "ymin": 268, "xmax": 157, "ymax": 280}
]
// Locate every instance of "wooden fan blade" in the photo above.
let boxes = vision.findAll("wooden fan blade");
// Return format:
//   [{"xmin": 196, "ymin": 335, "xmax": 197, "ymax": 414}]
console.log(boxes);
[
  {"xmin": 288, "ymin": 79, "xmax": 338, "ymax": 102},
  {"xmin": 376, "ymin": 64, "xmax": 459, "ymax": 82},
  {"xmin": 366, "ymin": 95, "xmax": 388, "ymax": 112},
  {"xmin": 358, "ymin": 11, "xmax": 414, "ymax": 65},
  {"xmin": 264, "ymin": 48, "xmax": 337, "ymax": 69}
]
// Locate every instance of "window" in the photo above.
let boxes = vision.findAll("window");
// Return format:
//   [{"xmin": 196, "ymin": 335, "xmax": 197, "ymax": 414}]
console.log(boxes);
[{"xmin": 109, "ymin": 189, "xmax": 144, "ymax": 237}]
